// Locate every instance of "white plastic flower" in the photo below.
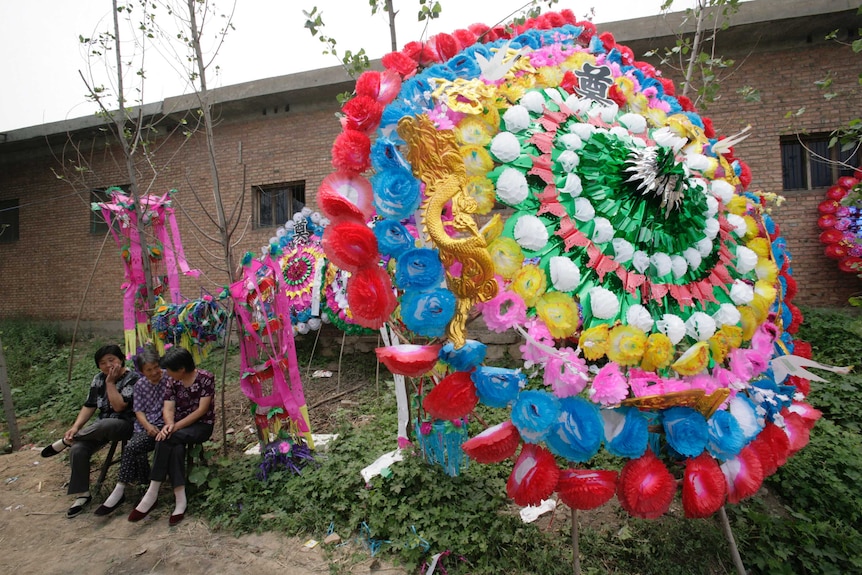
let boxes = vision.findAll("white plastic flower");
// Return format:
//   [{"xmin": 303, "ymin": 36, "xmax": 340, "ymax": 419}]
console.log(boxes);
[
  {"xmin": 626, "ymin": 304, "xmax": 654, "ymax": 332},
  {"xmin": 685, "ymin": 312, "xmax": 717, "ymax": 341},
  {"xmin": 656, "ymin": 314, "xmax": 686, "ymax": 345},
  {"xmin": 649, "ymin": 252, "xmax": 673, "ymax": 277},
  {"xmin": 591, "ymin": 217, "xmax": 614, "ymax": 244},
  {"xmin": 496, "ymin": 167, "xmax": 529, "ymax": 204},
  {"xmin": 560, "ymin": 173, "xmax": 583, "ymax": 196},
  {"xmin": 710, "ymin": 179, "xmax": 735, "ymax": 203},
  {"xmin": 569, "ymin": 123, "xmax": 595, "ymax": 141},
  {"xmin": 308, "ymin": 317, "xmax": 322, "ymax": 331},
  {"xmin": 558, "ymin": 150, "xmax": 580, "ymax": 172},
  {"xmin": 705, "ymin": 195, "xmax": 719, "ymax": 218},
  {"xmin": 520, "ymin": 91, "xmax": 546, "ymax": 114},
  {"xmin": 609, "ymin": 126, "xmax": 630, "ymax": 139},
  {"xmin": 704, "ymin": 218, "xmax": 720, "ymax": 239},
  {"xmin": 632, "ymin": 250, "xmax": 650, "ymax": 273},
  {"xmin": 503, "ymin": 105, "xmax": 531, "ymax": 133},
  {"xmin": 735, "ymin": 245, "xmax": 758, "ymax": 275},
  {"xmin": 726, "ymin": 213, "xmax": 748, "ymax": 237},
  {"xmin": 612, "ymin": 238, "xmax": 634, "ymax": 263},
  {"xmin": 549, "ymin": 257, "xmax": 581, "ymax": 292},
  {"xmin": 685, "ymin": 153, "xmax": 712, "ymax": 171},
  {"xmin": 574, "ymin": 197, "xmax": 595, "ymax": 221},
  {"xmin": 618, "ymin": 113, "xmax": 647, "ymax": 134},
  {"xmin": 490, "ymin": 131, "xmax": 521, "ymax": 163},
  {"xmin": 599, "ymin": 102, "xmax": 619, "ymax": 123},
  {"xmin": 557, "ymin": 133, "xmax": 583, "ymax": 151},
  {"xmin": 682, "ymin": 247, "xmax": 702, "ymax": 270},
  {"xmin": 589, "ymin": 287, "xmax": 620, "ymax": 319},
  {"xmin": 513, "ymin": 215, "xmax": 549, "ymax": 251},
  {"xmin": 276, "ymin": 227, "xmax": 286, "ymax": 238},
  {"xmin": 712, "ymin": 303, "xmax": 741, "ymax": 327},
  {"xmin": 696, "ymin": 237, "xmax": 713, "ymax": 257},
  {"xmin": 653, "ymin": 127, "xmax": 687, "ymax": 152},
  {"xmin": 730, "ymin": 280, "xmax": 755, "ymax": 305},
  {"xmin": 670, "ymin": 255, "xmax": 689, "ymax": 279}
]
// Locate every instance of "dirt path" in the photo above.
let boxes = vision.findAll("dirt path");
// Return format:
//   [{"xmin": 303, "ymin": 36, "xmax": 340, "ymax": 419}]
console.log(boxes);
[{"xmin": 0, "ymin": 449, "xmax": 408, "ymax": 575}]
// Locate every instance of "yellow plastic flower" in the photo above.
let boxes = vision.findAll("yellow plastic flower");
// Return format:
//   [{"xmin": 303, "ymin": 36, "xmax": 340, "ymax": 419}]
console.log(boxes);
[
  {"xmin": 738, "ymin": 306, "xmax": 758, "ymax": 341},
  {"xmin": 465, "ymin": 176, "xmax": 496, "ymax": 215},
  {"xmin": 536, "ymin": 291, "xmax": 581, "ymax": 339},
  {"xmin": 751, "ymin": 280, "xmax": 777, "ymax": 320},
  {"xmin": 720, "ymin": 324, "xmax": 744, "ymax": 349},
  {"xmin": 708, "ymin": 330, "xmax": 732, "ymax": 364},
  {"xmin": 455, "ymin": 115, "xmax": 495, "ymax": 146},
  {"xmin": 480, "ymin": 213, "xmax": 504, "ymax": 244},
  {"xmin": 641, "ymin": 332, "xmax": 674, "ymax": 371},
  {"xmin": 743, "ymin": 215, "xmax": 760, "ymax": 241},
  {"xmin": 607, "ymin": 325, "xmax": 647, "ymax": 366},
  {"xmin": 671, "ymin": 341, "xmax": 710, "ymax": 376},
  {"xmin": 645, "ymin": 107, "xmax": 668, "ymax": 129},
  {"xmin": 726, "ymin": 195, "xmax": 748, "ymax": 215},
  {"xmin": 536, "ymin": 66, "xmax": 564, "ymax": 89},
  {"xmin": 488, "ymin": 237, "xmax": 524, "ymax": 279},
  {"xmin": 579, "ymin": 323, "xmax": 610, "ymax": 361},
  {"xmin": 755, "ymin": 257, "xmax": 779, "ymax": 284},
  {"xmin": 511, "ymin": 264, "xmax": 547, "ymax": 307},
  {"xmin": 747, "ymin": 236, "xmax": 772, "ymax": 258},
  {"xmin": 461, "ymin": 145, "xmax": 495, "ymax": 177},
  {"xmin": 562, "ymin": 52, "xmax": 596, "ymax": 73}
]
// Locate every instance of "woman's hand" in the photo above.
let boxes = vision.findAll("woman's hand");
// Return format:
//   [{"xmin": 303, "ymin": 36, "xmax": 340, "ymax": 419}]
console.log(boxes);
[
  {"xmin": 157, "ymin": 423, "xmax": 175, "ymax": 441},
  {"xmin": 146, "ymin": 423, "xmax": 160, "ymax": 438},
  {"xmin": 63, "ymin": 426, "xmax": 79, "ymax": 443}
]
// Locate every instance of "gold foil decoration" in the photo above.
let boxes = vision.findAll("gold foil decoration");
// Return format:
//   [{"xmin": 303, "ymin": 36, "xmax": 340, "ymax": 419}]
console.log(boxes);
[
  {"xmin": 397, "ymin": 114, "xmax": 498, "ymax": 348},
  {"xmin": 621, "ymin": 388, "xmax": 731, "ymax": 419}
]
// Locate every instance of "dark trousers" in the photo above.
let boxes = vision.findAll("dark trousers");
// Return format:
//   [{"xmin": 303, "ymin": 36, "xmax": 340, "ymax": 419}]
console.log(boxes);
[
  {"xmin": 67, "ymin": 418, "xmax": 133, "ymax": 494},
  {"xmin": 150, "ymin": 422, "xmax": 213, "ymax": 488},
  {"xmin": 117, "ymin": 431, "xmax": 156, "ymax": 485}
]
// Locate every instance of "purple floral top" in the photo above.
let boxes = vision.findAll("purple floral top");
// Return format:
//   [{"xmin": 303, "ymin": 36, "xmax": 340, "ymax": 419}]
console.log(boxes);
[
  {"xmin": 165, "ymin": 369, "xmax": 216, "ymax": 426},
  {"xmin": 132, "ymin": 374, "xmax": 168, "ymax": 433}
]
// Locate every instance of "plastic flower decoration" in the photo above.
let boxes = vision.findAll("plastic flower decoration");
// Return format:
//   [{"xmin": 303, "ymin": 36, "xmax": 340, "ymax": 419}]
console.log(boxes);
[
  {"xmin": 817, "ymin": 174, "xmax": 862, "ymax": 278},
  {"xmin": 318, "ymin": 9, "xmax": 820, "ymax": 518}
]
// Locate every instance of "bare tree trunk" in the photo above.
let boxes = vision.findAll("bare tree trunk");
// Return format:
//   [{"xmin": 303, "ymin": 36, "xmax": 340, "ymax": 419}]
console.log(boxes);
[
  {"xmin": 681, "ymin": 0, "xmax": 707, "ymax": 99},
  {"xmin": 0, "ymin": 334, "xmax": 22, "ymax": 451},
  {"xmin": 385, "ymin": 0, "xmax": 397, "ymax": 52}
]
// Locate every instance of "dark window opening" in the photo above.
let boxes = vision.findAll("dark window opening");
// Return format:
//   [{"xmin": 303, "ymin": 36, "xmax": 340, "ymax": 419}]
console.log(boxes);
[
  {"xmin": 254, "ymin": 181, "xmax": 306, "ymax": 227},
  {"xmin": 781, "ymin": 135, "xmax": 859, "ymax": 190},
  {"xmin": 0, "ymin": 199, "xmax": 20, "ymax": 243}
]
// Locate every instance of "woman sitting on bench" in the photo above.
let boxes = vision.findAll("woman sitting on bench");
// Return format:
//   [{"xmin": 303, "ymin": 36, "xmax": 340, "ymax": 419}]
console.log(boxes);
[{"xmin": 129, "ymin": 346, "xmax": 215, "ymax": 526}]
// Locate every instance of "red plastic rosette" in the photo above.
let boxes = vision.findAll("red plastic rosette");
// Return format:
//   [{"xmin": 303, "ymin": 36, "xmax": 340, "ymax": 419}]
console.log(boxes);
[
  {"xmin": 375, "ymin": 344, "xmax": 442, "ymax": 378},
  {"xmin": 782, "ymin": 410, "xmax": 812, "ymax": 455},
  {"xmin": 322, "ymin": 220, "xmax": 379, "ymax": 273},
  {"xmin": 555, "ymin": 468, "xmax": 618, "ymax": 510},
  {"xmin": 422, "ymin": 370, "xmax": 479, "ymax": 420},
  {"xmin": 461, "ymin": 420, "xmax": 521, "ymax": 464},
  {"xmin": 616, "ymin": 450, "xmax": 676, "ymax": 519},
  {"xmin": 682, "ymin": 453, "xmax": 727, "ymax": 518},
  {"xmin": 506, "ymin": 444, "xmax": 560, "ymax": 507},
  {"xmin": 317, "ymin": 171, "xmax": 374, "ymax": 222},
  {"xmin": 721, "ymin": 444, "xmax": 764, "ymax": 504},
  {"xmin": 345, "ymin": 265, "xmax": 397, "ymax": 329}
]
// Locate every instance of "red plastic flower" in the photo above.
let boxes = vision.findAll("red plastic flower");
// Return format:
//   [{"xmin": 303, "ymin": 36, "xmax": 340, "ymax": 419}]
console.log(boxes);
[
  {"xmin": 754, "ymin": 422, "xmax": 790, "ymax": 473},
  {"xmin": 462, "ymin": 420, "xmax": 521, "ymax": 464},
  {"xmin": 375, "ymin": 344, "xmax": 442, "ymax": 378},
  {"xmin": 452, "ymin": 28, "xmax": 477, "ymax": 50},
  {"xmin": 722, "ymin": 444, "xmax": 764, "ymax": 504},
  {"xmin": 616, "ymin": 450, "xmax": 676, "ymax": 519},
  {"xmin": 317, "ymin": 171, "xmax": 374, "ymax": 222},
  {"xmin": 402, "ymin": 41, "xmax": 439, "ymax": 66},
  {"xmin": 556, "ymin": 468, "xmax": 618, "ymax": 510},
  {"xmin": 506, "ymin": 444, "xmax": 560, "ymax": 507},
  {"xmin": 422, "ymin": 371, "xmax": 479, "ymax": 420},
  {"xmin": 682, "ymin": 453, "xmax": 727, "ymax": 518},
  {"xmin": 331, "ymin": 129, "xmax": 371, "ymax": 173},
  {"xmin": 382, "ymin": 51, "xmax": 418, "ymax": 79},
  {"xmin": 782, "ymin": 411, "xmax": 811, "ymax": 455},
  {"xmin": 792, "ymin": 338, "xmax": 811, "ymax": 359},
  {"xmin": 346, "ymin": 265, "xmax": 397, "ymax": 329},
  {"xmin": 322, "ymin": 220, "xmax": 378, "ymax": 273},
  {"xmin": 429, "ymin": 32, "xmax": 460, "ymax": 61},
  {"xmin": 340, "ymin": 95, "xmax": 383, "ymax": 133}
]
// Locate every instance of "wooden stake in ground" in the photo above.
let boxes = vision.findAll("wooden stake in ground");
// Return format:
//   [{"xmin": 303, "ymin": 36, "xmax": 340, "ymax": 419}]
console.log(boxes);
[
  {"xmin": 571, "ymin": 508, "xmax": 581, "ymax": 575},
  {"xmin": 0, "ymin": 333, "xmax": 22, "ymax": 451},
  {"xmin": 719, "ymin": 505, "xmax": 747, "ymax": 575}
]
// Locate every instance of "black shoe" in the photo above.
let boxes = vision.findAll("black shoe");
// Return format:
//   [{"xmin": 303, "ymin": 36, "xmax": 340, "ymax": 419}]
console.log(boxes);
[
  {"xmin": 67, "ymin": 495, "xmax": 92, "ymax": 518},
  {"xmin": 93, "ymin": 494, "xmax": 126, "ymax": 516},
  {"xmin": 41, "ymin": 440, "xmax": 70, "ymax": 458}
]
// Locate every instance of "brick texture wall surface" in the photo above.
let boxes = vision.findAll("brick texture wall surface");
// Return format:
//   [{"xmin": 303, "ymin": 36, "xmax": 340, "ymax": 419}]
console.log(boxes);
[{"xmin": 1, "ymin": 33, "xmax": 861, "ymax": 323}]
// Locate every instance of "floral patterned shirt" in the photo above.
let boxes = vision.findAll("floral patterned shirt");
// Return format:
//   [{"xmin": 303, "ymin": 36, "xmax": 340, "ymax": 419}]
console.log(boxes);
[
  {"xmin": 84, "ymin": 369, "xmax": 139, "ymax": 422},
  {"xmin": 132, "ymin": 374, "xmax": 168, "ymax": 432},
  {"xmin": 165, "ymin": 369, "xmax": 216, "ymax": 426}
]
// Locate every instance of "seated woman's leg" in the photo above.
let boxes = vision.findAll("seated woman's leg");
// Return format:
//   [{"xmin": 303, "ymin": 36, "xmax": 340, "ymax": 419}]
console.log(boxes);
[
  {"xmin": 118, "ymin": 432, "xmax": 156, "ymax": 486},
  {"xmin": 163, "ymin": 422, "xmax": 213, "ymax": 525},
  {"xmin": 67, "ymin": 419, "xmax": 133, "ymax": 495}
]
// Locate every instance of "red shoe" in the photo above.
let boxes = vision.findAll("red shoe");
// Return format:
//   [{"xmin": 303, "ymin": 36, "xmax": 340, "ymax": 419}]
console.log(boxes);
[
  {"xmin": 128, "ymin": 500, "xmax": 157, "ymax": 522},
  {"xmin": 169, "ymin": 512, "xmax": 185, "ymax": 526}
]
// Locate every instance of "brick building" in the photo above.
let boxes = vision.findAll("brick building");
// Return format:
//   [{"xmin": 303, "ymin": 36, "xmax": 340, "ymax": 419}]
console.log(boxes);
[{"xmin": 1, "ymin": 0, "xmax": 861, "ymax": 330}]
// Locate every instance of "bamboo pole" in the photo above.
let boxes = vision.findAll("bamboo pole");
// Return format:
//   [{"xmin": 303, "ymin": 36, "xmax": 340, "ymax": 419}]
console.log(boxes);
[{"xmin": 719, "ymin": 506, "xmax": 747, "ymax": 575}]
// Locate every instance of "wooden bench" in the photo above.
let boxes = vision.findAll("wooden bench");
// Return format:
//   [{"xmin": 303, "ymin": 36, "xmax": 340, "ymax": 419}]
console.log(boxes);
[{"xmin": 94, "ymin": 438, "xmax": 126, "ymax": 493}]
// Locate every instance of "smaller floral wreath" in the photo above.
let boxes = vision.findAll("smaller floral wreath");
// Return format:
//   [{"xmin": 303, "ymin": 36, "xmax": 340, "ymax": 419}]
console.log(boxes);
[{"xmin": 817, "ymin": 174, "xmax": 862, "ymax": 276}]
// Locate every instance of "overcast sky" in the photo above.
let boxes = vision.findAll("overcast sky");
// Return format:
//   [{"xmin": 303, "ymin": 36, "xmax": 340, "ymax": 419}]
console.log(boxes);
[{"xmin": 0, "ymin": 1, "xmax": 683, "ymax": 133}]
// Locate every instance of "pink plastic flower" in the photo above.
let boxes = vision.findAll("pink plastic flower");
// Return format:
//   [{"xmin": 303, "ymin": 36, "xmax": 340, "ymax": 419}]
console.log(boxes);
[
  {"xmin": 589, "ymin": 363, "xmax": 629, "ymax": 406},
  {"xmin": 519, "ymin": 318, "xmax": 554, "ymax": 365},
  {"xmin": 484, "ymin": 290, "xmax": 527, "ymax": 333},
  {"xmin": 543, "ymin": 347, "xmax": 588, "ymax": 398}
]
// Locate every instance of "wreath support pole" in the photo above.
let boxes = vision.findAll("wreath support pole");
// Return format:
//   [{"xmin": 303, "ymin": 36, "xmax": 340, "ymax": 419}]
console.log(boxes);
[
  {"xmin": 571, "ymin": 508, "xmax": 581, "ymax": 575},
  {"xmin": 719, "ymin": 506, "xmax": 746, "ymax": 575}
]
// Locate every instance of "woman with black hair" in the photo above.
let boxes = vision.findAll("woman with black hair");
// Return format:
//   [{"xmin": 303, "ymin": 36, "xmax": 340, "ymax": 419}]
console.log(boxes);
[{"xmin": 128, "ymin": 346, "xmax": 215, "ymax": 526}]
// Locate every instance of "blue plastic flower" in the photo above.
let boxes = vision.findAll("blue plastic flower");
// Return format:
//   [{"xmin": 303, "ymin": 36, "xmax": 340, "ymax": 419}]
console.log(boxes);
[
  {"xmin": 425, "ymin": 63, "xmax": 457, "ymax": 82},
  {"xmin": 602, "ymin": 407, "xmax": 648, "ymax": 459},
  {"xmin": 511, "ymin": 31, "xmax": 541, "ymax": 50},
  {"xmin": 511, "ymin": 390, "xmax": 561, "ymax": 444},
  {"xmin": 706, "ymin": 409, "xmax": 747, "ymax": 460},
  {"xmin": 370, "ymin": 138, "xmax": 410, "ymax": 173},
  {"xmin": 395, "ymin": 248, "xmax": 445, "ymax": 290},
  {"xmin": 446, "ymin": 53, "xmax": 481, "ymax": 79},
  {"xmin": 663, "ymin": 407, "xmax": 708, "ymax": 458},
  {"xmin": 374, "ymin": 220, "xmax": 415, "ymax": 258},
  {"xmin": 728, "ymin": 395, "xmax": 763, "ymax": 443},
  {"xmin": 546, "ymin": 397, "xmax": 604, "ymax": 463},
  {"xmin": 401, "ymin": 288, "xmax": 456, "ymax": 338},
  {"xmin": 471, "ymin": 366, "xmax": 524, "ymax": 408},
  {"xmin": 440, "ymin": 339, "xmax": 487, "ymax": 371},
  {"xmin": 372, "ymin": 168, "xmax": 422, "ymax": 221}
]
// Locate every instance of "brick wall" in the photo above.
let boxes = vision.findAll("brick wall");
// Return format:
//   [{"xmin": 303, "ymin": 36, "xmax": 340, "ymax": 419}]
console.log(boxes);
[{"xmin": 2, "ymin": 32, "xmax": 861, "ymax": 323}]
